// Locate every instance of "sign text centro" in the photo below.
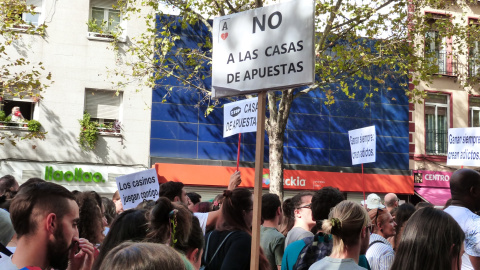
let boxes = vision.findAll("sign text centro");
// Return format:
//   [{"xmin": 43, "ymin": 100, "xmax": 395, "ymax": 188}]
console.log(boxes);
[
  {"xmin": 212, "ymin": 0, "xmax": 314, "ymax": 98},
  {"xmin": 224, "ymin": 97, "xmax": 258, "ymax": 137}
]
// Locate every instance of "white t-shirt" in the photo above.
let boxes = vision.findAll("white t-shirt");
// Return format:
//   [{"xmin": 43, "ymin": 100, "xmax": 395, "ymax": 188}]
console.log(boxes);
[
  {"xmin": 445, "ymin": 206, "xmax": 480, "ymax": 270},
  {"xmin": 193, "ymin": 212, "xmax": 208, "ymax": 235},
  {"xmin": 0, "ymin": 252, "xmax": 19, "ymax": 270}
]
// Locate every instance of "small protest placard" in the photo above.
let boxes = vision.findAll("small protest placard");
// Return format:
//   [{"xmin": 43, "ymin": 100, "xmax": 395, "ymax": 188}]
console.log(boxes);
[
  {"xmin": 115, "ymin": 168, "xmax": 160, "ymax": 210},
  {"xmin": 348, "ymin": 126, "xmax": 376, "ymax": 165},
  {"xmin": 224, "ymin": 97, "xmax": 258, "ymax": 138},
  {"xmin": 447, "ymin": 127, "xmax": 480, "ymax": 166}
]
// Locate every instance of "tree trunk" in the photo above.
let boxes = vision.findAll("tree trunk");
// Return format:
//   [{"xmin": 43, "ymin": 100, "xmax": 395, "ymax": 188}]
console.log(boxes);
[
  {"xmin": 269, "ymin": 132, "xmax": 285, "ymax": 202},
  {"xmin": 266, "ymin": 90, "xmax": 294, "ymax": 202}
]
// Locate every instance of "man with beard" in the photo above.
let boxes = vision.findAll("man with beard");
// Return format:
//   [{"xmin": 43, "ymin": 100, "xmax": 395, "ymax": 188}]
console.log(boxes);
[{"xmin": 0, "ymin": 181, "xmax": 95, "ymax": 270}]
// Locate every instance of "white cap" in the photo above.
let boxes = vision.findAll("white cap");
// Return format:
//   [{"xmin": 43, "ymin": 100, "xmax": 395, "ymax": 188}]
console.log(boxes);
[{"xmin": 360, "ymin": 193, "xmax": 386, "ymax": 209}]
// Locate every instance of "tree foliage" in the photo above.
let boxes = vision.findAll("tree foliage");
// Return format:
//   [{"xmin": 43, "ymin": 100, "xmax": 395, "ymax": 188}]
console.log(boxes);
[{"xmin": 111, "ymin": 0, "xmax": 480, "ymax": 197}]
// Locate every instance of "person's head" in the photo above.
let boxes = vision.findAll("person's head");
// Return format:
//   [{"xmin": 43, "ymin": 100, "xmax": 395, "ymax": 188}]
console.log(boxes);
[
  {"xmin": 384, "ymin": 193, "xmax": 399, "ymax": 209},
  {"xmin": 393, "ymin": 203, "xmax": 415, "ymax": 250},
  {"xmin": 368, "ymin": 207, "xmax": 396, "ymax": 239},
  {"xmin": 112, "ymin": 190, "xmax": 123, "ymax": 214},
  {"xmin": 159, "ymin": 181, "xmax": 188, "ymax": 204},
  {"xmin": 10, "ymin": 181, "xmax": 79, "ymax": 269},
  {"xmin": 212, "ymin": 193, "xmax": 224, "ymax": 211},
  {"xmin": 0, "ymin": 174, "xmax": 18, "ymax": 196},
  {"xmin": 102, "ymin": 197, "xmax": 117, "ymax": 227},
  {"xmin": 187, "ymin": 192, "xmax": 201, "ymax": 205},
  {"xmin": 279, "ymin": 198, "xmax": 295, "ymax": 236},
  {"xmin": 147, "ymin": 197, "xmax": 192, "ymax": 247},
  {"xmin": 322, "ymin": 201, "xmax": 371, "ymax": 256},
  {"xmin": 311, "ymin": 187, "xmax": 345, "ymax": 227},
  {"xmin": 391, "ymin": 207, "xmax": 465, "ymax": 270},
  {"xmin": 193, "ymin": 201, "xmax": 212, "ymax": 213},
  {"xmin": 290, "ymin": 191, "xmax": 315, "ymax": 229},
  {"xmin": 261, "ymin": 193, "xmax": 282, "ymax": 223},
  {"xmin": 181, "ymin": 217, "xmax": 204, "ymax": 270},
  {"xmin": 93, "ymin": 209, "xmax": 149, "ymax": 270},
  {"xmin": 135, "ymin": 200, "xmax": 156, "ymax": 211},
  {"xmin": 75, "ymin": 191, "xmax": 106, "ymax": 244},
  {"xmin": 415, "ymin": 202, "xmax": 434, "ymax": 211},
  {"xmin": 98, "ymin": 242, "xmax": 187, "ymax": 270},
  {"xmin": 450, "ymin": 168, "xmax": 480, "ymax": 211},
  {"xmin": 217, "ymin": 188, "xmax": 253, "ymax": 232}
]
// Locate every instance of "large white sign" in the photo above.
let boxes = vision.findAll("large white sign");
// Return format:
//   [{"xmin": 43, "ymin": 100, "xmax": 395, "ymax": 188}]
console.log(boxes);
[
  {"xmin": 224, "ymin": 98, "xmax": 258, "ymax": 137},
  {"xmin": 447, "ymin": 127, "xmax": 480, "ymax": 166},
  {"xmin": 348, "ymin": 126, "xmax": 376, "ymax": 165},
  {"xmin": 212, "ymin": 0, "xmax": 315, "ymax": 98},
  {"xmin": 116, "ymin": 168, "xmax": 160, "ymax": 210}
]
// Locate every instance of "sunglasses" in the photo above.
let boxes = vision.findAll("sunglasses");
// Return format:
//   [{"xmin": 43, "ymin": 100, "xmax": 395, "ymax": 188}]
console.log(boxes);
[
  {"xmin": 374, "ymin": 208, "xmax": 384, "ymax": 226},
  {"xmin": 297, "ymin": 203, "xmax": 311, "ymax": 209}
]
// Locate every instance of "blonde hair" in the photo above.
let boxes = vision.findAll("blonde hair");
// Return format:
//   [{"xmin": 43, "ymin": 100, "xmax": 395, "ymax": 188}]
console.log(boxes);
[{"xmin": 322, "ymin": 201, "xmax": 370, "ymax": 254}]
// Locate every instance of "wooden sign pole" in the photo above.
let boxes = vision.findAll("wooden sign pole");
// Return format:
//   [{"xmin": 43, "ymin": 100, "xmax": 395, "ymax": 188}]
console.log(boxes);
[{"xmin": 250, "ymin": 91, "xmax": 266, "ymax": 270}]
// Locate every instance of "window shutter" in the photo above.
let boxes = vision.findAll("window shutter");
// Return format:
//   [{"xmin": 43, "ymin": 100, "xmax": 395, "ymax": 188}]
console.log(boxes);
[
  {"xmin": 27, "ymin": 0, "xmax": 42, "ymax": 7},
  {"xmin": 85, "ymin": 89, "xmax": 121, "ymax": 120},
  {"xmin": 91, "ymin": 0, "xmax": 115, "ymax": 9}
]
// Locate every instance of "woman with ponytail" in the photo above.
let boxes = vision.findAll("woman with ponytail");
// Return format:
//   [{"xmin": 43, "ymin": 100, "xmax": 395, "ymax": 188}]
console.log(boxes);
[
  {"xmin": 202, "ymin": 188, "xmax": 269, "ymax": 270},
  {"xmin": 309, "ymin": 201, "xmax": 372, "ymax": 270}
]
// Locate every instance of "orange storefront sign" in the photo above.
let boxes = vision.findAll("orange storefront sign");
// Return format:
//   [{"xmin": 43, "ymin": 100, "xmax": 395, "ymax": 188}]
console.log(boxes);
[{"xmin": 153, "ymin": 163, "xmax": 414, "ymax": 194}]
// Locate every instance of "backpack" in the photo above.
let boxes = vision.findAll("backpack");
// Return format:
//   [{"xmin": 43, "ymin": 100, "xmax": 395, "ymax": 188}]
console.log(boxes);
[{"xmin": 292, "ymin": 232, "xmax": 333, "ymax": 270}]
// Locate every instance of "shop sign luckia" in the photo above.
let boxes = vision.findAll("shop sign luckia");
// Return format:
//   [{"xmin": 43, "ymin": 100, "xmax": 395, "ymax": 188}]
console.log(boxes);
[{"xmin": 44, "ymin": 166, "xmax": 105, "ymax": 183}]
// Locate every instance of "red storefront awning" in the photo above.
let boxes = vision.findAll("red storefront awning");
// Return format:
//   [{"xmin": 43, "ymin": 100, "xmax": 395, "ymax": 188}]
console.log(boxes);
[{"xmin": 153, "ymin": 163, "xmax": 414, "ymax": 194}]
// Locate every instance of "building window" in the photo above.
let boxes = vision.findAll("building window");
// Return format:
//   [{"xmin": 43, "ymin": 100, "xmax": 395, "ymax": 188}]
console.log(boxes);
[
  {"xmin": 470, "ymin": 97, "xmax": 480, "ymax": 127},
  {"xmin": 425, "ymin": 14, "xmax": 456, "ymax": 76},
  {"xmin": 90, "ymin": 7, "xmax": 120, "ymax": 33},
  {"xmin": 10, "ymin": 0, "xmax": 44, "ymax": 29},
  {"xmin": 425, "ymin": 94, "xmax": 449, "ymax": 155},
  {"xmin": 87, "ymin": 0, "xmax": 126, "ymax": 42},
  {"xmin": 85, "ymin": 89, "xmax": 122, "ymax": 131},
  {"xmin": 469, "ymin": 20, "xmax": 480, "ymax": 77}
]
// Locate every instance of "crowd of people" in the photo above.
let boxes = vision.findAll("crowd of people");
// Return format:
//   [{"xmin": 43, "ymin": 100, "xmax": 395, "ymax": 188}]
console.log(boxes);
[{"xmin": 0, "ymin": 168, "xmax": 478, "ymax": 270}]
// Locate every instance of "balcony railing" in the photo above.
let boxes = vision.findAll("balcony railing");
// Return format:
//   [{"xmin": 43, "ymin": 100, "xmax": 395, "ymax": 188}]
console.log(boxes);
[
  {"xmin": 426, "ymin": 51, "xmax": 458, "ymax": 76},
  {"xmin": 426, "ymin": 129, "xmax": 448, "ymax": 155}
]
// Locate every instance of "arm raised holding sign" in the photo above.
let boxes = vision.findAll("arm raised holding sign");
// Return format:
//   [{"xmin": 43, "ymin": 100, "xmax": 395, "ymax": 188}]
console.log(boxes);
[{"xmin": 159, "ymin": 171, "xmax": 243, "ymax": 234}]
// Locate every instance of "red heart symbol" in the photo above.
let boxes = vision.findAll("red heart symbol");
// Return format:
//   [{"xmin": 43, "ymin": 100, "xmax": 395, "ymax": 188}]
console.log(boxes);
[{"xmin": 221, "ymin": 33, "xmax": 228, "ymax": 40}]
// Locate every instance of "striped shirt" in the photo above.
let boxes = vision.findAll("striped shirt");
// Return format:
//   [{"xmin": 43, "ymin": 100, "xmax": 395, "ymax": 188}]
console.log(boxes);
[{"xmin": 365, "ymin": 234, "xmax": 394, "ymax": 270}]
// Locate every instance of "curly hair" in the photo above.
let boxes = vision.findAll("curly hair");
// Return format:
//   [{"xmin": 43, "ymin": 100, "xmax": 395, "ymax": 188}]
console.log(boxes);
[{"xmin": 75, "ymin": 191, "xmax": 104, "ymax": 244}]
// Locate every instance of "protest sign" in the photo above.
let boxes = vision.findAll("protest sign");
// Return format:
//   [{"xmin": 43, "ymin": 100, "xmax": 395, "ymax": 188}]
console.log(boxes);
[
  {"xmin": 224, "ymin": 98, "xmax": 258, "ymax": 138},
  {"xmin": 212, "ymin": 0, "xmax": 315, "ymax": 98},
  {"xmin": 115, "ymin": 168, "xmax": 160, "ymax": 210},
  {"xmin": 447, "ymin": 127, "xmax": 480, "ymax": 166},
  {"xmin": 348, "ymin": 126, "xmax": 376, "ymax": 165}
]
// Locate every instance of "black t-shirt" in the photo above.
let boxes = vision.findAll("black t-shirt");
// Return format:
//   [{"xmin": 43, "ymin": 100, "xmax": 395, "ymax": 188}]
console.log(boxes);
[{"xmin": 203, "ymin": 230, "xmax": 251, "ymax": 270}]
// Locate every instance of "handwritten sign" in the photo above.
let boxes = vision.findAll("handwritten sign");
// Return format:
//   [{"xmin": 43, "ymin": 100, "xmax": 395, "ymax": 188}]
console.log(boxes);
[
  {"xmin": 348, "ymin": 126, "xmax": 376, "ymax": 165},
  {"xmin": 212, "ymin": 0, "xmax": 314, "ymax": 98},
  {"xmin": 115, "ymin": 169, "xmax": 160, "ymax": 210},
  {"xmin": 224, "ymin": 98, "xmax": 258, "ymax": 137},
  {"xmin": 447, "ymin": 127, "xmax": 480, "ymax": 166}
]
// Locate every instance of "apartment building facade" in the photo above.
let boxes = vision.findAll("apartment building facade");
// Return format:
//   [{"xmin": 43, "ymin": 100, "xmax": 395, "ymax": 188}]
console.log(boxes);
[
  {"xmin": 0, "ymin": 0, "xmax": 152, "ymax": 195},
  {"xmin": 410, "ymin": 1, "xmax": 480, "ymax": 206}
]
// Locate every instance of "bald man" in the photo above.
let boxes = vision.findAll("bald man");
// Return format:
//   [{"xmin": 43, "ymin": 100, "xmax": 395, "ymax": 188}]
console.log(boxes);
[
  {"xmin": 384, "ymin": 193, "xmax": 399, "ymax": 213},
  {"xmin": 444, "ymin": 169, "xmax": 480, "ymax": 270}
]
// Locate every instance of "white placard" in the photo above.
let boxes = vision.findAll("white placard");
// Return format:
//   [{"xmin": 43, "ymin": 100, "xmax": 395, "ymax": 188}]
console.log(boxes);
[
  {"xmin": 115, "ymin": 168, "xmax": 160, "ymax": 210},
  {"xmin": 212, "ymin": 0, "xmax": 315, "ymax": 98},
  {"xmin": 348, "ymin": 126, "xmax": 376, "ymax": 165},
  {"xmin": 447, "ymin": 127, "xmax": 480, "ymax": 166},
  {"xmin": 224, "ymin": 98, "xmax": 258, "ymax": 138}
]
